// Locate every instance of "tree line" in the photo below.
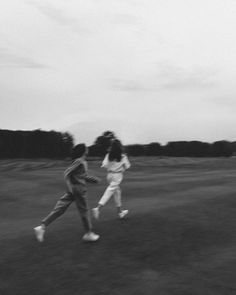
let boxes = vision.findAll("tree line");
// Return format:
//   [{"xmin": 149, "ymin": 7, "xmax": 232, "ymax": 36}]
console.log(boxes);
[
  {"xmin": 0, "ymin": 129, "xmax": 235, "ymax": 159},
  {"xmin": 124, "ymin": 141, "xmax": 234, "ymax": 157},
  {"xmin": 89, "ymin": 131, "xmax": 235, "ymax": 157},
  {"xmin": 0, "ymin": 129, "xmax": 73, "ymax": 159}
]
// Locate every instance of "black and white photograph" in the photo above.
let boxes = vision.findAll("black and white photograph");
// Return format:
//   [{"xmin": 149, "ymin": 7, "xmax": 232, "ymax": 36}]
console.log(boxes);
[{"xmin": 0, "ymin": 0, "xmax": 236, "ymax": 294}]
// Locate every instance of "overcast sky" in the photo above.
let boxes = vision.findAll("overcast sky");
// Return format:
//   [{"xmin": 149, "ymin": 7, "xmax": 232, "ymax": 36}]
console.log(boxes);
[{"xmin": 1, "ymin": 0, "xmax": 236, "ymax": 144}]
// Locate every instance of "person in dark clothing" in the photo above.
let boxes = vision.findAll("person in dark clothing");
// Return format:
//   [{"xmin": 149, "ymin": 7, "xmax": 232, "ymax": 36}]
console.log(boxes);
[{"xmin": 34, "ymin": 144, "xmax": 100, "ymax": 242}]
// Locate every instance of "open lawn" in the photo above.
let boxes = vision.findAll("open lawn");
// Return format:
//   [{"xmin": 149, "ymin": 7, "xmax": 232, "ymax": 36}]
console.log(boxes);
[{"xmin": 0, "ymin": 157, "xmax": 236, "ymax": 295}]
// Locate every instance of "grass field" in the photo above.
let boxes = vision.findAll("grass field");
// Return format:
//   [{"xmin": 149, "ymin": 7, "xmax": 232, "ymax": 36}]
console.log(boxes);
[{"xmin": 0, "ymin": 157, "xmax": 236, "ymax": 295}]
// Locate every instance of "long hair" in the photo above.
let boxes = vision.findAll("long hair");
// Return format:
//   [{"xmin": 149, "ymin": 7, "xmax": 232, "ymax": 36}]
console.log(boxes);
[{"xmin": 108, "ymin": 140, "xmax": 123, "ymax": 162}]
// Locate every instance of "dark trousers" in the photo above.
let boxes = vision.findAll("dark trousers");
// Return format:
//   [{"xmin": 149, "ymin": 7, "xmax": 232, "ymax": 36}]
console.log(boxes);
[{"xmin": 42, "ymin": 186, "xmax": 92, "ymax": 232}]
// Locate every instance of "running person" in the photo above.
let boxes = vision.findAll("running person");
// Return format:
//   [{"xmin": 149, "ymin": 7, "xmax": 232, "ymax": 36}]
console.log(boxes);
[
  {"xmin": 34, "ymin": 144, "xmax": 100, "ymax": 242},
  {"xmin": 92, "ymin": 140, "xmax": 131, "ymax": 219}
]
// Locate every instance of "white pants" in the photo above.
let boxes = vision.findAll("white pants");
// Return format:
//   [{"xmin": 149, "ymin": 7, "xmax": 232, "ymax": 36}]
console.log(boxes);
[{"xmin": 99, "ymin": 173, "xmax": 123, "ymax": 207}]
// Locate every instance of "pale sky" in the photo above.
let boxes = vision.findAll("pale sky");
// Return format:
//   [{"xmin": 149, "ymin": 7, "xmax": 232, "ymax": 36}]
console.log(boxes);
[{"xmin": 1, "ymin": 0, "xmax": 236, "ymax": 145}]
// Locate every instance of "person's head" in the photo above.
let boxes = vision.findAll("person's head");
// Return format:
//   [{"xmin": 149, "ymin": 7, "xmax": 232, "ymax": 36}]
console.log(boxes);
[
  {"xmin": 108, "ymin": 139, "xmax": 123, "ymax": 162},
  {"xmin": 71, "ymin": 144, "xmax": 88, "ymax": 160}
]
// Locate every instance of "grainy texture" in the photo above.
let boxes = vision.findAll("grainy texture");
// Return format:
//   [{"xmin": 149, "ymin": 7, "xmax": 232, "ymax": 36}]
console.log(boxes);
[{"xmin": 0, "ymin": 157, "xmax": 235, "ymax": 295}]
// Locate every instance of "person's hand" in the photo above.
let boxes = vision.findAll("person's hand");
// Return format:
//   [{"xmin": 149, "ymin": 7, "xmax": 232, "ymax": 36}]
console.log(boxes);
[
  {"xmin": 91, "ymin": 176, "xmax": 101, "ymax": 184},
  {"xmin": 85, "ymin": 175, "xmax": 101, "ymax": 184},
  {"xmin": 95, "ymin": 177, "xmax": 101, "ymax": 183}
]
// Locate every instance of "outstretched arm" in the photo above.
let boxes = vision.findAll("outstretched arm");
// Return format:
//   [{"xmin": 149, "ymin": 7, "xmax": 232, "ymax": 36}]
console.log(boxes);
[
  {"xmin": 84, "ymin": 175, "xmax": 100, "ymax": 183},
  {"xmin": 65, "ymin": 160, "xmax": 100, "ymax": 184}
]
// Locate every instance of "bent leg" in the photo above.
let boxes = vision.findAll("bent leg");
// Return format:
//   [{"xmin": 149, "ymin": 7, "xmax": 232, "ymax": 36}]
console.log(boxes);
[
  {"xmin": 97, "ymin": 174, "xmax": 116, "ymax": 206},
  {"xmin": 74, "ymin": 189, "xmax": 92, "ymax": 232},
  {"xmin": 98, "ymin": 184, "xmax": 116, "ymax": 206},
  {"xmin": 42, "ymin": 192, "xmax": 74, "ymax": 226}
]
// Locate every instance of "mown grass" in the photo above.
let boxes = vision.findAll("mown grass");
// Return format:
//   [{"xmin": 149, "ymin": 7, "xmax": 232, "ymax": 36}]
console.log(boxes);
[{"xmin": 0, "ymin": 157, "xmax": 236, "ymax": 295}]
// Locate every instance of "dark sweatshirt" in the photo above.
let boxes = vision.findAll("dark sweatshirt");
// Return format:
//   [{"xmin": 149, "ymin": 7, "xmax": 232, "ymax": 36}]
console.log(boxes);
[{"xmin": 64, "ymin": 158, "xmax": 98, "ymax": 189}]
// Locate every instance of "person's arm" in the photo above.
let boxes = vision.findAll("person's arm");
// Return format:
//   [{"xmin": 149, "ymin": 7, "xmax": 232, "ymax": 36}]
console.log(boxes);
[
  {"xmin": 65, "ymin": 178, "xmax": 73, "ymax": 193},
  {"xmin": 122, "ymin": 155, "xmax": 131, "ymax": 170},
  {"xmin": 64, "ymin": 159, "xmax": 81, "ymax": 178},
  {"xmin": 101, "ymin": 154, "xmax": 109, "ymax": 168},
  {"xmin": 65, "ymin": 160, "xmax": 100, "ymax": 184},
  {"xmin": 79, "ymin": 162, "xmax": 100, "ymax": 183},
  {"xmin": 84, "ymin": 175, "xmax": 100, "ymax": 183},
  {"xmin": 64, "ymin": 159, "xmax": 82, "ymax": 192},
  {"xmin": 82, "ymin": 161, "xmax": 100, "ymax": 183}
]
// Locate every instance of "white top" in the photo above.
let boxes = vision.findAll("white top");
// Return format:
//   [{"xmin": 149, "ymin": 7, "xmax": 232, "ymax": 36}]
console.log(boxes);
[{"xmin": 101, "ymin": 154, "xmax": 131, "ymax": 173}]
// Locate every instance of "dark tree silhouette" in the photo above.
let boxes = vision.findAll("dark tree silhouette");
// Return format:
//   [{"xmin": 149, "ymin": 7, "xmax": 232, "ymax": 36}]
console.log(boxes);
[
  {"xmin": 0, "ymin": 129, "xmax": 74, "ymax": 159},
  {"xmin": 145, "ymin": 142, "xmax": 163, "ymax": 156},
  {"xmin": 163, "ymin": 141, "xmax": 212, "ymax": 157},
  {"xmin": 209, "ymin": 141, "xmax": 233, "ymax": 157},
  {"xmin": 89, "ymin": 131, "xmax": 117, "ymax": 157},
  {"xmin": 126, "ymin": 144, "xmax": 146, "ymax": 156}
]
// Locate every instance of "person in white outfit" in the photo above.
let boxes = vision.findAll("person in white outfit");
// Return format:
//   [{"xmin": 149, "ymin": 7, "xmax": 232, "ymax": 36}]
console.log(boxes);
[{"xmin": 92, "ymin": 139, "xmax": 131, "ymax": 219}]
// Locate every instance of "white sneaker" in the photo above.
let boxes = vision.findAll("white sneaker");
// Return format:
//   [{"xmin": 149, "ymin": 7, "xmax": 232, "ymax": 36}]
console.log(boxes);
[
  {"xmin": 119, "ymin": 210, "xmax": 129, "ymax": 219},
  {"xmin": 34, "ymin": 225, "xmax": 45, "ymax": 242},
  {"xmin": 92, "ymin": 207, "xmax": 100, "ymax": 220},
  {"xmin": 82, "ymin": 232, "xmax": 100, "ymax": 242}
]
